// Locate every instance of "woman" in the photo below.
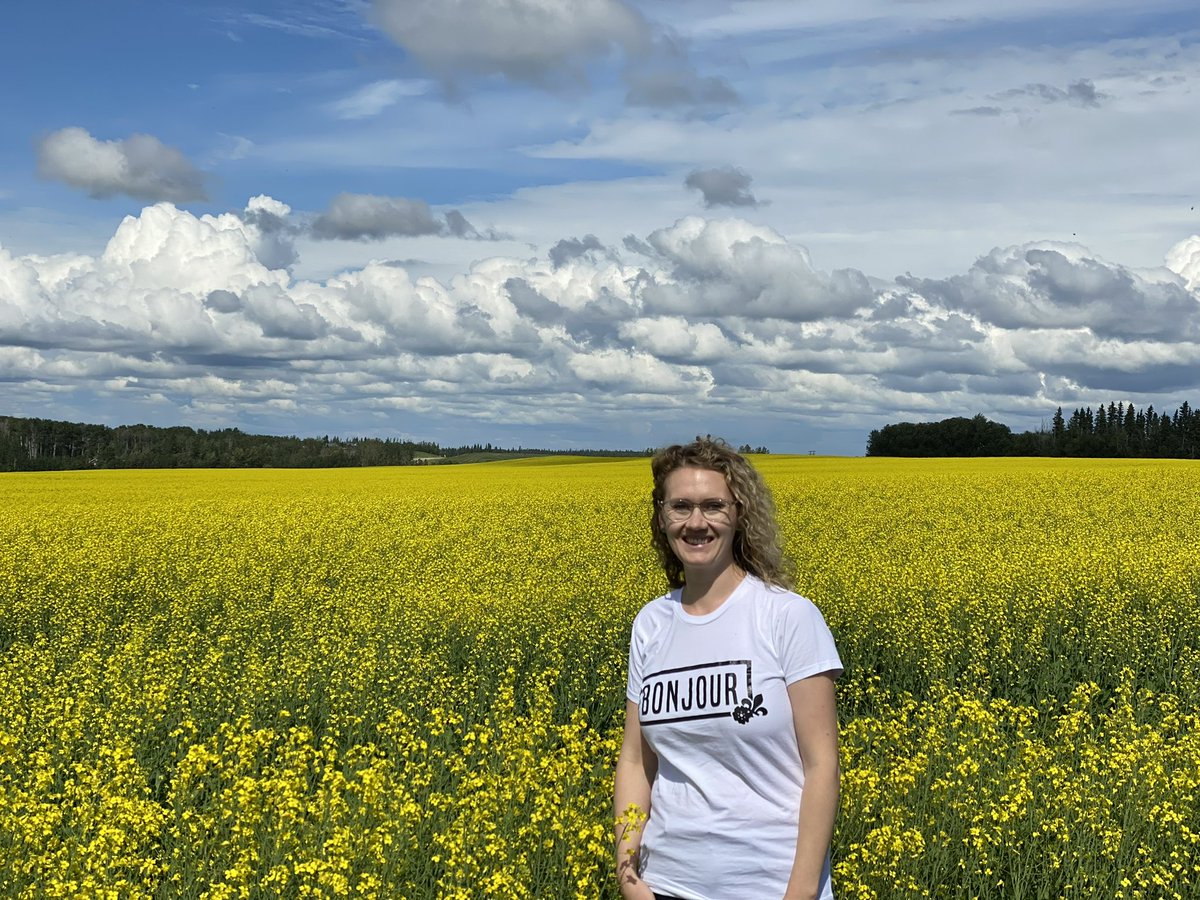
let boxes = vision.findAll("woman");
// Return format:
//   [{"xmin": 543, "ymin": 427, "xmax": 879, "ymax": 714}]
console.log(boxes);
[{"xmin": 614, "ymin": 437, "xmax": 842, "ymax": 900}]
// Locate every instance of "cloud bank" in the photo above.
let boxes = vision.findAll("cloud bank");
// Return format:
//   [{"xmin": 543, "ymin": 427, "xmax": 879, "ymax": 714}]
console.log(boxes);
[{"xmin": 4, "ymin": 199, "xmax": 1200, "ymax": 445}]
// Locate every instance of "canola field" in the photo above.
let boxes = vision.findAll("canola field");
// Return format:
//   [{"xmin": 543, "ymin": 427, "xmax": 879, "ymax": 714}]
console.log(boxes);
[{"xmin": 2, "ymin": 456, "xmax": 1199, "ymax": 899}]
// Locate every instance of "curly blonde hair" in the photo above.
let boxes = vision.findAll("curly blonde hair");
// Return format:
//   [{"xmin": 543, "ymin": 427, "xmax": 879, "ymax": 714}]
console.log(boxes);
[{"xmin": 649, "ymin": 436, "xmax": 794, "ymax": 590}]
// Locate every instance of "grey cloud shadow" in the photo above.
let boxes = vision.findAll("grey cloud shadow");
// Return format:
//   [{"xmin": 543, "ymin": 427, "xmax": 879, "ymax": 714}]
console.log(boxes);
[{"xmin": 684, "ymin": 166, "xmax": 761, "ymax": 209}]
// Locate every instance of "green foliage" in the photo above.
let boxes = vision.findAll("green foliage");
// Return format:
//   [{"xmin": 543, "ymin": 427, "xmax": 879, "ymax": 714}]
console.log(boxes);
[
  {"xmin": 866, "ymin": 414, "xmax": 1013, "ymax": 457},
  {"xmin": 0, "ymin": 417, "xmax": 649, "ymax": 472},
  {"xmin": 868, "ymin": 400, "xmax": 1200, "ymax": 458}
]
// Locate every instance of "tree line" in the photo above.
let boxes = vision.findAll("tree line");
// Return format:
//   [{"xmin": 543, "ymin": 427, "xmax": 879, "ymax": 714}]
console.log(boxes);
[
  {"xmin": 0, "ymin": 416, "xmax": 649, "ymax": 472},
  {"xmin": 867, "ymin": 401, "xmax": 1200, "ymax": 458}
]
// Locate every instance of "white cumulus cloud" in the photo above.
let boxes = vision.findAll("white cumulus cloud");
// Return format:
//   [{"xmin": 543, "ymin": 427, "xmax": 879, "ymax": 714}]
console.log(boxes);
[
  {"xmin": 899, "ymin": 241, "xmax": 1200, "ymax": 340},
  {"xmin": 641, "ymin": 217, "xmax": 874, "ymax": 320},
  {"xmin": 1166, "ymin": 235, "xmax": 1200, "ymax": 292},
  {"xmin": 6, "ymin": 198, "xmax": 1200, "ymax": 448}
]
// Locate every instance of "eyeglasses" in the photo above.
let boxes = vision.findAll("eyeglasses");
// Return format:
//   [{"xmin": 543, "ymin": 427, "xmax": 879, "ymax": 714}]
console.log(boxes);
[{"xmin": 658, "ymin": 498, "xmax": 737, "ymax": 523}]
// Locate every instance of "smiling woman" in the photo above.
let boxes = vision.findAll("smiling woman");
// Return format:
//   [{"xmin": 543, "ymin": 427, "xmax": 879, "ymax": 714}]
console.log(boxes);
[
  {"xmin": 657, "ymin": 467, "xmax": 741, "ymax": 602},
  {"xmin": 614, "ymin": 437, "xmax": 843, "ymax": 900},
  {"xmin": 647, "ymin": 438, "xmax": 795, "ymax": 596}
]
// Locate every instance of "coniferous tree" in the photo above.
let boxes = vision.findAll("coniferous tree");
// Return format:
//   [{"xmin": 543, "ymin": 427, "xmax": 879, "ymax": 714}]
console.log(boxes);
[{"xmin": 1052, "ymin": 407, "xmax": 1066, "ymax": 456}]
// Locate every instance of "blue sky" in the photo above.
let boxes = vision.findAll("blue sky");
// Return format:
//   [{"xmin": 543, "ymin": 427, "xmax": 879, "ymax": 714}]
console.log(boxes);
[{"xmin": 2, "ymin": 1, "xmax": 1199, "ymax": 454}]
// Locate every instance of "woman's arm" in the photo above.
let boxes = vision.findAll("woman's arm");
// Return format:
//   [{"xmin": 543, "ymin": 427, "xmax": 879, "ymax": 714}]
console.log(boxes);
[
  {"xmin": 783, "ymin": 672, "xmax": 840, "ymax": 900},
  {"xmin": 613, "ymin": 699, "xmax": 658, "ymax": 899}
]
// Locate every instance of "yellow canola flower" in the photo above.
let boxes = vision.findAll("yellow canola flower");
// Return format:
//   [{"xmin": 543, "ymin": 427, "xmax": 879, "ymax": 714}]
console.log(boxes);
[{"xmin": 0, "ymin": 457, "xmax": 1198, "ymax": 897}]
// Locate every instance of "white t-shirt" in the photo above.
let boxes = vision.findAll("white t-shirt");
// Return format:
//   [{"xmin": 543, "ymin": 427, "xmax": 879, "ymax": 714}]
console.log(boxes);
[{"xmin": 625, "ymin": 574, "xmax": 843, "ymax": 900}]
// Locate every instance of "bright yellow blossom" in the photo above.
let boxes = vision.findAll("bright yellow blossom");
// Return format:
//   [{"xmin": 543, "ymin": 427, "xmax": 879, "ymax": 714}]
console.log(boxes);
[{"xmin": 1, "ymin": 457, "xmax": 1198, "ymax": 897}]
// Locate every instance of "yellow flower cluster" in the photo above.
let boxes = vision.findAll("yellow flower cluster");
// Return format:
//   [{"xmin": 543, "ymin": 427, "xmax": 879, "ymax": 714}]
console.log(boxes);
[{"xmin": 1, "ymin": 457, "xmax": 1198, "ymax": 898}]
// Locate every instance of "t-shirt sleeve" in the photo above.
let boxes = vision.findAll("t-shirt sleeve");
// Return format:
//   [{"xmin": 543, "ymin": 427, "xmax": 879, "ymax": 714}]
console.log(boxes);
[{"xmin": 777, "ymin": 596, "xmax": 843, "ymax": 684}]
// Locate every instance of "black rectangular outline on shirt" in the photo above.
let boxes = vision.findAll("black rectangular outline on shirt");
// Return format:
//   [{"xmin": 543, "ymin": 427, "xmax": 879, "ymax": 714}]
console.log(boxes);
[{"xmin": 639, "ymin": 659, "xmax": 753, "ymax": 726}]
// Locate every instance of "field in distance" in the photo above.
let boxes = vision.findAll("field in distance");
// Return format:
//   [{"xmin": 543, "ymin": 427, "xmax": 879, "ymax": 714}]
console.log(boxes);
[{"xmin": 2, "ymin": 456, "xmax": 1198, "ymax": 898}]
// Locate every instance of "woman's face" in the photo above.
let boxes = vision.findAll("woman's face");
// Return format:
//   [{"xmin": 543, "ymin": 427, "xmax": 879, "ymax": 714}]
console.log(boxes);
[{"xmin": 660, "ymin": 466, "xmax": 739, "ymax": 578}]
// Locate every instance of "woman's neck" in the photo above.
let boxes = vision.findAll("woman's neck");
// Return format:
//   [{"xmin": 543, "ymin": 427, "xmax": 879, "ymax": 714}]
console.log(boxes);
[{"xmin": 680, "ymin": 564, "xmax": 746, "ymax": 616}]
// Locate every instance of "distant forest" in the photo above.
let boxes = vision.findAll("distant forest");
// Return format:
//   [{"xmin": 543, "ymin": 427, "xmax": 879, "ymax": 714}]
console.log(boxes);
[
  {"xmin": 867, "ymin": 402, "xmax": 1200, "ymax": 458},
  {"xmin": 0, "ymin": 416, "xmax": 649, "ymax": 472}
]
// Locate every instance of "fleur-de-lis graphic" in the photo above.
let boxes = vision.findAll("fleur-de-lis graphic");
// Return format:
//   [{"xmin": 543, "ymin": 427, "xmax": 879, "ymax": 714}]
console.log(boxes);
[{"xmin": 731, "ymin": 693, "xmax": 767, "ymax": 724}]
